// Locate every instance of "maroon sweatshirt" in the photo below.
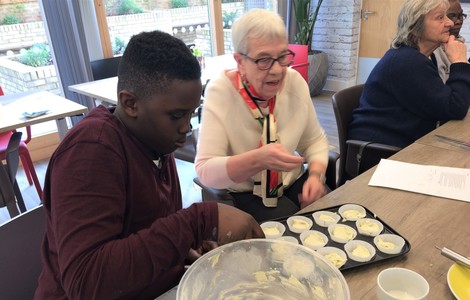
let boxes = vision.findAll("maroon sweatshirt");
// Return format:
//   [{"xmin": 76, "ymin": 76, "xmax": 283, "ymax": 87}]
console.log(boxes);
[{"xmin": 35, "ymin": 106, "xmax": 217, "ymax": 300}]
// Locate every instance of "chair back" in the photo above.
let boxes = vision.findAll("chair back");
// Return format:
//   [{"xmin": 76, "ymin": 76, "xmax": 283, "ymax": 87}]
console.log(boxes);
[
  {"xmin": 90, "ymin": 56, "xmax": 122, "ymax": 80},
  {"xmin": 0, "ymin": 205, "xmax": 45, "ymax": 299},
  {"xmin": 332, "ymin": 84, "xmax": 364, "ymax": 186},
  {"xmin": 5, "ymin": 131, "xmax": 22, "ymax": 182},
  {"xmin": 288, "ymin": 44, "xmax": 309, "ymax": 82},
  {"xmin": 0, "ymin": 131, "xmax": 24, "ymax": 217},
  {"xmin": 332, "ymin": 84, "xmax": 400, "ymax": 187}
]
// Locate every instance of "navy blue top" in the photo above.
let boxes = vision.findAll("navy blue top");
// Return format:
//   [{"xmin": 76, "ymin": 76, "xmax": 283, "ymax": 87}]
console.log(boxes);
[{"xmin": 349, "ymin": 45, "xmax": 470, "ymax": 148}]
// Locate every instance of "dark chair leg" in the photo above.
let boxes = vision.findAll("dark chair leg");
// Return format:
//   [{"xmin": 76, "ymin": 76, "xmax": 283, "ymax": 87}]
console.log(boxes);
[{"xmin": 13, "ymin": 180, "xmax": 26, "ymax": 213}]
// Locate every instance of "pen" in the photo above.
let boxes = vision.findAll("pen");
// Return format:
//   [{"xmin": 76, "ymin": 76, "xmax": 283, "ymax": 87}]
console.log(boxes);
[
  {"xmin": 435, "ymin": 246, "xmax": 470, "ymax": 268},
  {"xmin": 434, "ymin": 135, "xmax": 470, "ymax": 150}
]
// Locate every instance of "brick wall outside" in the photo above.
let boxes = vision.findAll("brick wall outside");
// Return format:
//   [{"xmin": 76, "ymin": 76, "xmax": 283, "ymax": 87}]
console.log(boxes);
[
  {"xmin": 0, "ymin": 57, "xmax": 59, "ymax": 94},
  {"xmin": 0, "ymin": 0, "xmax": 205, "ymax": 21},
  {"xmin": 0, "ymin": 2, "xmax": 243, "ymax": 52},
  {"xmin": 107, "ymin": 10, "xmax": 173, "ymax": 45},
  {"xmin": 0, "ymin": 0, "xmax": 41, "ymax": 24},
  {"xmin": 105, "ymin": 0, "xmax": 207, "ymax": 15},
  {"xmin": 0, "ymin": 21, "xmax": 47, "ymax": 52}
]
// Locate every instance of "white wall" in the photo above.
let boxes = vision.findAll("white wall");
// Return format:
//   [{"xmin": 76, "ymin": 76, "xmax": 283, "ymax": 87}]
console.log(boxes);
[
  {"xmin": 460, "ymin": 3, "xmax": 470, "ymax": 48},
  {"xmin": 312, "ymin": 0, "xmax": 361, "ymax": 92}
]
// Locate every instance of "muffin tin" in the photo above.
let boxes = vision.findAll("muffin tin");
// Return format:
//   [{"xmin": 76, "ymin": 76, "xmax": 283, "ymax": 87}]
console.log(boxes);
[{"xmin": 268, "ymin": 203, "xmax": 411, "ymax": 271}]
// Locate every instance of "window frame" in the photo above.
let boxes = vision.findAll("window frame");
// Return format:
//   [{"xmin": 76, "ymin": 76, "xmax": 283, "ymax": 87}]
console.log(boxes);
[{"xmin": 92, "ymin": 1, "xmax": 226, "ymax": 58}]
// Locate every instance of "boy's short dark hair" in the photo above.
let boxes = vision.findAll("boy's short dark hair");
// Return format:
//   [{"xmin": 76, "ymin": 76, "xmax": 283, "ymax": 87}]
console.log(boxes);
[{"xmin": 117, "ymin": 30, "xmax": 201, "ymax": 100}]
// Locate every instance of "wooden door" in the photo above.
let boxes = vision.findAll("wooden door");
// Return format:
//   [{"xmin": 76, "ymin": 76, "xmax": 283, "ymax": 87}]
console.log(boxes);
[{"xmin": 357, "ymin": 0, "xmax": 405, "ymax": 83}]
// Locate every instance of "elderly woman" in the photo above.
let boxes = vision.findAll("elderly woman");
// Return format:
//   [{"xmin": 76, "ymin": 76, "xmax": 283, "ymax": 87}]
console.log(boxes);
[
  {"xmin": 348, "ymin": 0, "xmax": 470, "ymax": 148},
  {"xmin": 195, "ymin": 9, "xmax": 329, "ymax": 222},
  {"xmin": 434, "ymin": 0, "xmax": 468, "ymax": 82}
]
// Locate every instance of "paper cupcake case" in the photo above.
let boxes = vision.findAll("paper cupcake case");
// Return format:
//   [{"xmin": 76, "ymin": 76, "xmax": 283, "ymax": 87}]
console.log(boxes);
[{"xmin": 267, "ymin": 203, "xmax": 411, "ymax": 272}]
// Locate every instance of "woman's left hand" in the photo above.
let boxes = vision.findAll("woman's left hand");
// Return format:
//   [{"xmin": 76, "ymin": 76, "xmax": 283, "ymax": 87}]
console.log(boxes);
[{"xmin": 298, "ymin": 175, "xmax": 327, "ymax": 209}]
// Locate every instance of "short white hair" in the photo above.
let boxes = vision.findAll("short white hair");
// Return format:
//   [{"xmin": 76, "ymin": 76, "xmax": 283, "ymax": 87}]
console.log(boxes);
[
  {"xmin": 231, "ymin": 9, "xmax": 287, "ymax": 54},
  {"xmin": 392, "ymin": 0, "xmax": 450, "ymax": 49}
]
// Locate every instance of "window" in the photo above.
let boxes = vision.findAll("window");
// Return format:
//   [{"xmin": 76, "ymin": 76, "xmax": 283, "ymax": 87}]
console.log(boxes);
[
  {"xmin": 95, "ymin": 1, "xmax": 278, "ymax": 59},
  {"xmin": 0, "ymin": 0, "xmax": 62, "ymax": 138}
]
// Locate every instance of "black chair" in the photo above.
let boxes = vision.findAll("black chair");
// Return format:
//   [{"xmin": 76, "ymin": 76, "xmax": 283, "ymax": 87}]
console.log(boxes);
[
  {"xmin": 332, "ymin": 84, "xmax": 401, "ymax": 187},
  {"xmin": 174, "ymin": 126, "xmax": 200, "ymax": 163},
  {"xmin": 193, "ymin": 177, "xmax": 235, "ymax": 206},
  {"xmin": 90, "ymin": 56, "xmax": 122, "ymax": 80},
  {"xmin": 0, "ymin": 205, "xmax": 45, "ymax": 299},
  {"xmin": 1, "ymin": 131, "xmax": 27, "ymax": 218}
]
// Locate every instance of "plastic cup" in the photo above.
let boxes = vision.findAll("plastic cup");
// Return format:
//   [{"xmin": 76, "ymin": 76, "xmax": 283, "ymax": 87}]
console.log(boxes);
[
  {"xmin": 277, "ymin": 236, "xmax": 299, "ymax": 244},
  {"xmin": 312, "ymin": 210, "xmax": 340, "ymax": 227},
  {"xmin": 286, "ymin": 216, "xmax": 313, "ymax": 233},
  {"xmin": 328, "ymin": 224, "xmax": 357, "ymax": 243},
  {"xmin": 300, "ymin": 230, "xmax": 328, "ymax": 250},
  {"xmin": 344, "ymin": 240, "xmax": 376, "ymax": 262},
  {"xmin": 374, "ymin": 234, "xmax": 406, "ymax": 255},
  {"xmin": 260, "ymin": 221, "xmax": 285, "ymax": 239},
  {"xmin": 317, "ymin": 246, "xmax": 348, "ymax": 268},
  {"xmin": 356, "ymin": 218, "xmax": 384, "ymax": 237},
  {"xmin": 338, "ymin": 204, "xmax": 366, "ymax": 221}
]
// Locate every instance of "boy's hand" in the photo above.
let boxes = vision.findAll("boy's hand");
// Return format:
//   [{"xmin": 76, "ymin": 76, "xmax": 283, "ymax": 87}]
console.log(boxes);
[{"xmin": 216, "ymin": 203, "xmax": 265, "ymax": 245}]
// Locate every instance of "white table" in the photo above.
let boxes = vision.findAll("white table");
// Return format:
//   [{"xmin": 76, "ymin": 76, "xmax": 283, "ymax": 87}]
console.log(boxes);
[
  {"xmin": 0, "ymin": 90, "xmax": 88, "ymax": 139},
  {"xmin": 68, "ymin": 54, "xmax": 237, "ymax": 105}
]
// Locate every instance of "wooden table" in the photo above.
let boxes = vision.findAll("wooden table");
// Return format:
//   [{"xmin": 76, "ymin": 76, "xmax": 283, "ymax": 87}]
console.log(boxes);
[
  {"xmin": 68, "ymin": 54, "xmax": 237, "ymax": 105},
  {"xmin": 299, "ymin": 140, "xmax": 470, "ymax": 298},
  {"xmin": 0, "ymin": 90, "xmax": 88, "ymax": 139},
  {"xmin": 153, "ymin": 111, "xmax": 470, "ymax": 300},
  {"xmin": 415, "ymin": 110, "xmax": 470, "ymax": 153}
]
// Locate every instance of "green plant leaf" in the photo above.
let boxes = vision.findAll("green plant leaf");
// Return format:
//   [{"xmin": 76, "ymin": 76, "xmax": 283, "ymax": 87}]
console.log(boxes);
[
  {"xmin": 18, "ymin": 43, "xmax": 52, "ymax": 67},
  {"xmin": 292, "ymin": 0, "xmax": 323, "ymax": 51}
]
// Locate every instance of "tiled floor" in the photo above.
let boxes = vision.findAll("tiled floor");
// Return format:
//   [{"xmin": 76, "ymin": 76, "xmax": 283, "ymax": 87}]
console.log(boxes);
[{"xmin": 0, "ymin": 91, "xmax": 338, "ymax": 224}]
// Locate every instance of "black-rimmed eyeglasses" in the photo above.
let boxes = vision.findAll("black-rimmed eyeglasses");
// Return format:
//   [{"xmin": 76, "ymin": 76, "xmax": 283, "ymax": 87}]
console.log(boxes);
[
  {"xmin": 447, "ymin": 13, "xmax": 467, "ymax": 22},
  {"xmin": 240, "ymin": 50, "xmax": 295, "ymax": 70}
]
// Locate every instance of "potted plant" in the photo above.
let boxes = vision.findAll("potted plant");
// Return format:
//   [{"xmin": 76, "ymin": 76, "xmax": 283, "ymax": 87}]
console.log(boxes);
[{"xmin": 291, "ymin": 0, "xmax": 328, "ymax": 96}]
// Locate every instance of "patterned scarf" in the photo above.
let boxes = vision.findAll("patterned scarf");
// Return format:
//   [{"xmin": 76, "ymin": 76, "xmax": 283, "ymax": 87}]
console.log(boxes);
[{"xmin": 237, "ymin": 72, "xmax": 283, "ymax": 207}]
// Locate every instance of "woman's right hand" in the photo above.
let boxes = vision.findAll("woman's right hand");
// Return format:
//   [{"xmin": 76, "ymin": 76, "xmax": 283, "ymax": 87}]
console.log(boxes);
[
  {"xmin": 225, "ymin": 144, "xmax": 305, "ymax": 184},
  {"xmin": 257, "ymin": 143, "xmax": 304, "ymax": 172},
  {"xmin": 444, "ymin": 35, "xmax": 468, "ymax": 64}
]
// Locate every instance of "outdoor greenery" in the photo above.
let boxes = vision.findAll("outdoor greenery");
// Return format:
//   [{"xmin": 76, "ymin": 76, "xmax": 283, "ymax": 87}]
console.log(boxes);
[
  {"xmin": 222, "ymin": 11, "xmax": 237, "ymax": 29},
  {"xmin": 170, "ymin": 0, "xmax": 189, "ymax": 9},
  {"xmin": 18, "ymin": 43, "xmax": 52, "ymax": 67},
  {"xmin": 116, "ymin": 0, "xmax": 144, "ymax": 15},
  {"xmin": 1, "ymin": 14, "xmax": 20, "ymax": 25},
  {"xmin": 292, "ymin": 0, "xmax": 324, "ymax": 52},
  {"xmin": 1, "ymin": 3, "xmax": 25, "ymax": 25},
  {"xmin": 112, "ymin": 36, "xmax": 127, "ymax": 55},
  {"xmin": 190, "ymin": 45, "xmax": 203, "ymax": 57}
]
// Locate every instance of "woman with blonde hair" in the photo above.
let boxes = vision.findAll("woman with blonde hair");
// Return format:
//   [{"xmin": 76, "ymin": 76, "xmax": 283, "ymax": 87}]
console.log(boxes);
[{"xmin": 349, "ymin": 0, "xmax": 470, "ymax": 148}]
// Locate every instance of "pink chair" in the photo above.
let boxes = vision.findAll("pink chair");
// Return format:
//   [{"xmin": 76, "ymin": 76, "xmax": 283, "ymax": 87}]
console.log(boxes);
[
  {"xmin": 288, "ymin": 44, "xmax": 310, "ymax": 83},
  {"xmin": 0, "ymin": 87, "xmax": 42, "ymax": 200}
]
